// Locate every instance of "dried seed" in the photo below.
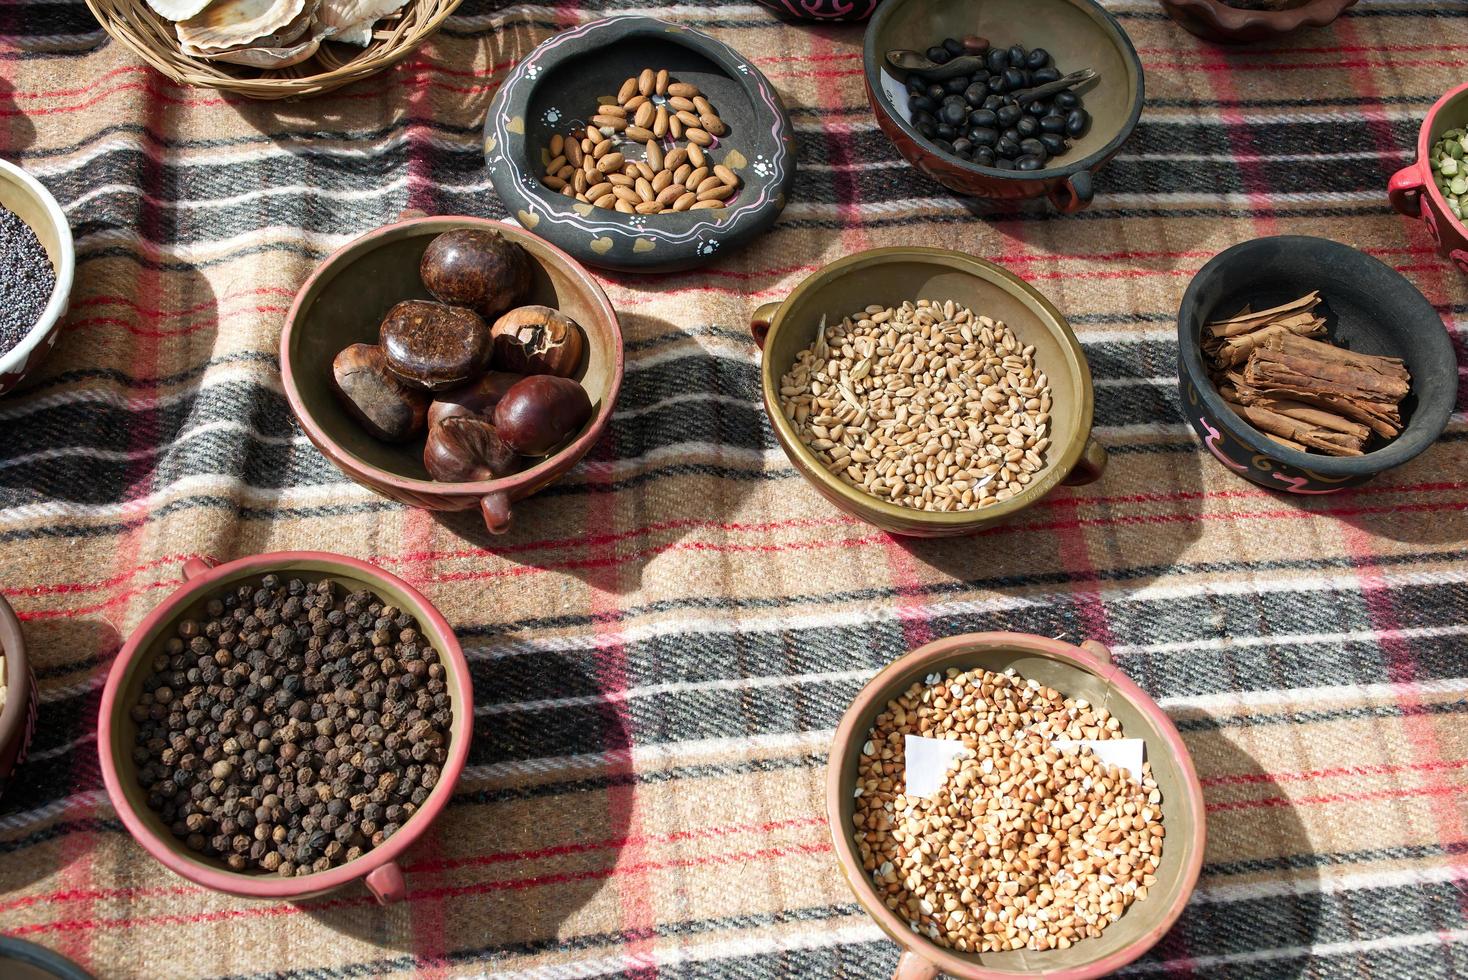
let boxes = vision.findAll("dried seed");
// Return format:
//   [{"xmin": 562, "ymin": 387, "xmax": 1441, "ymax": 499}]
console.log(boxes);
[
  {"xmin": 669, "ymin": 114, "xmax": 684, "ymax": 139},
  {"xmin": 696, "ymin": 183, "xmax": 734, "ymax": 202},
  {"xmin": 655, "ymin": 68, "xmax": 670, "ymax": 95},
  {"xmin": 634, "ymin": 102, "xmax": 654, "ymax": 129},
  {"xmin": 699, "ymin": 114, "xmax": 726, "ymax": 137},
  {"xmin": 668, "ymin": 82, "xmax": 699, "ymax": 98},
  {"xmin": 635, "ymin": 177, "xmax": 655, "ymax": 203},
  {"xmin": 625, "ymin": 125, "xmax": 656, "ymax": 143},
  {"xmin": 595, "ymin": 153, "xmax": 625, "ymax": 174},
  {"xmin": 675, "ymin": 109, "xmax": 702, "ymax": 129},
  {"xmin": 714, "ymin": 164, "xmax": 739, "ymax": 187},
  {"xmin": 673, "ymin": 192, "xmax": 697, "ymax": 211},
  {"xmin": 617, "ymin": 76, "xmax": 638, "ymax": 103},
  {"xmin": 637, "ymin": 68, "xmax": 655, "ymax": 97},
  {"xmin": 690, "ymin": 199, "xmax": 725, "ymax": 210},
  {"xmin": 591, "ymin": 114, "xmax": 627, "ymax": 132},
  {"xmin": 667, "ymin": 95, "xmax": 696, "ymax": 112},
  {"xmin": 635, "ymin": 201, "xmax": 663, "ymax": 214},
  {"xmin": 549, "ymin": 134, "xmax": 563, "ymax": 157},
  {"xmin": 542, "ymin": 175, "xmax": 567, "ymax": 190},
  {"xmin": 653, "ymin": 106, "xmax": 670, "ymax": 139},
  {"xmin": 687, "ymin": 143, "xmax": 707, "ymax": 168}
]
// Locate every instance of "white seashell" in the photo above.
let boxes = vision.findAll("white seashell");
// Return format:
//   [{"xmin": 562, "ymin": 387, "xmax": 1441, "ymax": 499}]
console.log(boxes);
[
  {"xmin": 176, "ymin": 0, "xmax": 307, "ymax": 53},
  {"xmin": 198, "ymin": 33, "xmax": 322, "ymax": 67},
  {"xmin": 146, "ymin": 0, "xmax": 216, "ymax": 20},
  {"xmin": 316, "ymin": 0, "xmax": 407, "ymax": 47}
]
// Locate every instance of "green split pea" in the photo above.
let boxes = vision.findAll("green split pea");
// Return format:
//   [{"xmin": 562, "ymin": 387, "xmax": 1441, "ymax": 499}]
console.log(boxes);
[{"xmin": 1430, "ymin": 128, "xmax": 1468, "ymax": 220}]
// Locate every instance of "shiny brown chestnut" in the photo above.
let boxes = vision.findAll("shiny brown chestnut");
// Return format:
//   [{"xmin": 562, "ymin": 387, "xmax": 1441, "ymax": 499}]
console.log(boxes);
[
  {"xmin": 427, "ymin": 371, "xmax": 524, "ymax": 428},
  {"xmin": 423, "ymin": 416, "xmax": 520, "ymax": 483},
  {"xmin": 420, "ymin": 229, "xmax": 533, "ymax": 320},
  {"xmin": 380, "ymin": 299, "xmax": 493, "ymax": 391},
  {"xmin": 330, "ymin": 343, "xmax": 429, "ymax": 443},
  {"xmin": 490, "ymin": 306, "xmax": 585, "ymax": 377},
  {"xmin": 494, "ymin": 375, "xmax": 593, "ymax": 456}
]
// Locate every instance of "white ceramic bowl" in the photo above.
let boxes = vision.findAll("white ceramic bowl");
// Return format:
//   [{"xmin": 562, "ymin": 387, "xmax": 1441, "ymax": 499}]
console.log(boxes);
[{"xmin": 0, "ymin": 157, "xmax": 74, "ymax": 396}]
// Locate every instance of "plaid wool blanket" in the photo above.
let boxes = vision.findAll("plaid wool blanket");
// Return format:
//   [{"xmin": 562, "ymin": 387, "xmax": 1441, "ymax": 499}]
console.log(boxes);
[{"xmin": 0, "ymin": 1, "xmax": 1466, "ymax": 977}]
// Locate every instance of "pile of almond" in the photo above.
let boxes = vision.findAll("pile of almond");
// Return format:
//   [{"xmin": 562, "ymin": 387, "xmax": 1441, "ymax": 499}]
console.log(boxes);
[{"xmin": 540, "ymin": 69, "xmax": 743, "ymax": 215}]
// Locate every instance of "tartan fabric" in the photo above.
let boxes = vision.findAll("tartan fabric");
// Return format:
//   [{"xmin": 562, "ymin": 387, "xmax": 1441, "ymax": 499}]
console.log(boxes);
[{"xmin": 1, "ymin": 0, "xmax": 1467, "ymax": 977}]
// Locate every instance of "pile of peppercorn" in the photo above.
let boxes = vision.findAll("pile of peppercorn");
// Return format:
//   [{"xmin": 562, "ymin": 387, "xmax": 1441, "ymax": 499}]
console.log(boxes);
[
  {"xmin": 904, "ymin": 36, "xmax": 1091, "ymax": 172},
  {"xmin": 128, "ymin": 575, "xmax": 453, "ymax": 877}
]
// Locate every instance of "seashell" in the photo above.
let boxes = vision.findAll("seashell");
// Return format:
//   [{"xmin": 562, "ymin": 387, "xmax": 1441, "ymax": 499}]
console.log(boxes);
[
  {"xmin": 194, "ymin": 32, "xmax": 322, "ymax": 67},
  {"xmin": 315, "ymin": 0, "xmax": 408, "ymax": 47},
  {"xmin": 176, "ymin": 0, "xmax": 307, "ymax": 53},
  {"xmin": 146, "ymin": 0, "xmax": 216, "ymax": 20}
]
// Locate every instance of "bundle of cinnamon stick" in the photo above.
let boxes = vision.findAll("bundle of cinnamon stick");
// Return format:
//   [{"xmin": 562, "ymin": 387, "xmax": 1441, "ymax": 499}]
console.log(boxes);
[{"xmin": 1203, "ymin": 291, "xmax": 1411, "ymax": 457}]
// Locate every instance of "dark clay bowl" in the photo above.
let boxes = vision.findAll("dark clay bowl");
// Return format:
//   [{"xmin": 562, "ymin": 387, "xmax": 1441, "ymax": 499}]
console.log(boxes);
[
  {"xmin": 1158, "ymin": 0, "xmax": 1358, "ymax": 44},
  {"xmin": 0, "ymin": 593, "xmax": 37, "ymax": 801},
  {"xmin": 0, "ymin": 937, "xmax": 92, "ymax": 980},
  {"xmin": 1177, "ymin": 236, "xmax": 1456, "ymax": 494},
  {"xmin": 281, "ymin": 216, "xmax": 623, "ymax": 534},
  {"xmin": 864, "ymin": 0, "xmax": 1144, "ymax": 213},
  {"xmin": 484, "ymin": 16, "xmax": 797, "ymax": 274},
  {"xmin": 754, "ymin": 0, "xmax": 880, "ymax": 20}
]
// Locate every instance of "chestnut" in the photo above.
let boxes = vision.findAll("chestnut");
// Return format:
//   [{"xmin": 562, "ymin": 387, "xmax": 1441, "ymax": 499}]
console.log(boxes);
[
  {"xmin": 423, "ymin": 416, "xmax": 519, "ymax": 483},
  {"xmin": 494, "ymin": 375, "xmax": 593, "ymax": 456},
  {"xmin": 427, "ymin": 371, "xmax": 524, "ymax": 428},
  {"xmin": 490, "ymin": 305, "xmax": 584, "ymax": 377},
  {"xmin": 330, "ymin": 343, "xmax": 429, "ymax": 443},
  {"xmin": 379, "ymin": 299, "xmax": 493, "ymax": 391},
  {"xmin": 420, "ymin": 228, "xmax": 533, "ymax": 320}
]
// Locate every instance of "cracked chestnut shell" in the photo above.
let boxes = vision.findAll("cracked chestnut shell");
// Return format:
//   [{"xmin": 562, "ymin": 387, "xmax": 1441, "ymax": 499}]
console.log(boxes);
[
  {"xmin": 490, "ymin": 306, "xmax": 585, "ymax": 378},
  {"xmin": 420, "ymin": 229, "xmax": 533, "ymax": 320},
  {"xmin": 330, "ymin": 343, "xmax": 429, "ymax": 443},
  {"xmin": 423, "ymin": 416, "xmax": 520, "ymax": 483},
  {"xmin": 494, "ymin": 375, "xmax": 593, "ymax": 456},
  {"xmin": 428, "ymin": 371, "xmax": 525, "ymax": 428},
  {"xmin": 379, "ymin": 299, "xmax": 493, "ymax": 391}
]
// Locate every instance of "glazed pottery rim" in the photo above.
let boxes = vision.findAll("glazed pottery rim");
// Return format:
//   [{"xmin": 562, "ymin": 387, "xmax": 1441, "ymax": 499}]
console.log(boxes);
[
  {"xmin": 1178, "ymin": 235, "xmax": 1455, "ymax": 478},
  {"xmin": 0, "ymin": 935, "xmax": 93, "ymax": 980},
  {"xmin": 484, "ymin": 15, "xmax": 795, "ymax": 242},
  {"xmin": 1161, "ymin": 0, "xmax": 1358, "ymax": 36},
  {"xmin": 0, "ymin": 157, "xmax": 75, "ymax": 378},
  {"xmin": 280, "ymin": 214, "xmax": 624, "ymax": 496},
  {"xmin": 824, "ymin": 632, "xmax": 1207, "ymax": 979},
  {"xmin": 862, "ymin": 0, "xmax": 1145, "ymax": 183},
  {"xmin": 97, "ymin": 551, "xmax": 474, "ymax": 898},
  {"xmin": 760, "ymin": 246, "xmax": 1094, "ymax": 528},
  {"xmin": 1415, "ymin": 79, "xmax": 1468, "ymax": 242},
  {"xmin": 0, "ymin": 593, "xmax": 29, "ymax": 771}
]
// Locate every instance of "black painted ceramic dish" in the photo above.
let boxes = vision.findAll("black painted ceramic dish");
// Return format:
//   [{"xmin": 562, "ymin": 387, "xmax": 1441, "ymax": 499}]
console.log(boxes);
[
  {"xmin": 754, "ymin": 0, "xmax": 881, "ymax": 20},
  {"xmin": 1177, "ymin": 236, "xmax": 1456, "ymax": 494},
  {"xmin": 484, "ymin": 16, "xmax": 797, "ymax": 274}
]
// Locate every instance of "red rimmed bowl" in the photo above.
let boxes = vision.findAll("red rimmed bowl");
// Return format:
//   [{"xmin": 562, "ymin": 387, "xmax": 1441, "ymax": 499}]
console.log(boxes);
[
  {"xmin": 97, "ymin": 552, "xmax": 473, "ymax": 904},
  {"xmin": 1157, "ymin": 0, "xmax": 1358, "ymax": 44},
  {"xmin": 1389, "ymin": 80, "xmax": 1468, "ymax": 276},
  {"xmin": 0, "ymin": 593, "xmax": 38, "ymax": 801},
  {"xmin": 827, "ymin": 632, "xmax": 1206, "ymax": 979},
  {"xmin": 281, "ymin": 215, "xmax": 624, "ymax": 534}
]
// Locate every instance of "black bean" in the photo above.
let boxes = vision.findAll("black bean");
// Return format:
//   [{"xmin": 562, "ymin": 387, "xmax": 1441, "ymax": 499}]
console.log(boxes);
[
  {"xmin": 944, "ymin": 75, "xmax": 970, "ymax": 94},
  {"xmin": 943, "ymin": 37, "xmax": 965, "ymax": 56},
  {"xmin": 996, "ymin": 136, "xmax": 1020, "ymax": 159},
  {"xmin": 996, "ymin": 104, "xmax": 1021, "ymax": 128},
  {"xmin": 1028, "ymin": 100, "xmax": 1051, "ymax": 117},
  {"xmin": 932, "ymin": 139, "xmax": 954, "ymax": 153},
  {"xmin": 1040, "ymin": 114, "xmax": 1067, "ymax": 134},
  {"xmin": 969, "ymin": 127, "xmax": 999, "ymax": 147},
  {"xmin": 935, "ymin": 123, "xmax": 957, "ymax": 140},
  {"xmin": 1025, "ymin": 48, "xmax": 1051, "ymax": 70},
  {"xmin": 1001, "ymin": 128, "xmax": 1021, "ymax": 145},
  {"xmin": 1032, "ymin": 67, "xmax": 1061, "ymax": 85},
  {"xmin": 951, "ymin": 137, "xmax": 973, "ymax": 155},
  {"xmin": 982, "ymin": 94, "xmax": 1004, "ymax": 110},
  {"xmin": 1007, "ymin": 44, "xmax": 1026, "ymax": 67},
  {"xmin": 1020, "ymin": 137, "xmax": 1047, "ymax": 158},
  {"xmin": 1040, "ymin": 133, "xmax": 1069, "ymax": 155},
  {"xmin": 1066, "ymin": 108, "xmax": 1091, "ymax": 137},
  {"xmin": 940, "ymin": 100, "xmax": 968, "ymax": 126},
  {"xmin": 986, "ymin": 48, "xmax": 1008, "ymax": 74},
  {"xmin": 988, "ymin": 74, "xmax": 1007, "ymax": 95},
  {"xmin": 973, "ymin": 147, "xmax": 996, "ymax": 167},
  {"xmin": 995, "ymin": 157, "xmax": 1017, "ymax": 170},
  {"xmin": 908, "ymin": 95, "xmax": 935, "ymax": 113},
  {"xmin": 926, "ymin": 83, "xmax": 946, "ymax": 101},
  {"xmin": 915, "ymin": 118, "xmax": 936, "ymax": 138},
  {"xmin": 1016, "ymin": 156, "xmax": 1044, "ymax": 171},
  {"xmin": 1003, "ymin": 68, "xmax": 1026, "ymax": 92},
  {"xmin": 1054, "ymin": 90, "xmax": 1080, "ymax": 110},
  {"xmin": 963, "ymin": 82, "xmax": 989, "ymax": 107},
  {"xmin": 1016, "ymin": 116, "xmax": 1039, "ymax": 137},
  {"xmin": 968, "ymin": 109, "xmax": 998, "ymax": 128},
  {"xmin": 926, "ymin": 45, "xmax": 951, "ymax": 64}
]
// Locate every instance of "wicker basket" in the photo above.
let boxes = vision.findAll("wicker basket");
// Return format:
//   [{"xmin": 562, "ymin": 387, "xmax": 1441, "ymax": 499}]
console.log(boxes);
[{"xmin": 85, "ymin": 0, "xmax": 464, "ymax": 100}]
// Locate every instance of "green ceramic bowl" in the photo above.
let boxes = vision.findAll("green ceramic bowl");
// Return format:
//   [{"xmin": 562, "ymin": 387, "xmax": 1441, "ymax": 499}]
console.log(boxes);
[{"xmin": 751, "ymin": 247, "xmax": 1105, "ymax": 537}]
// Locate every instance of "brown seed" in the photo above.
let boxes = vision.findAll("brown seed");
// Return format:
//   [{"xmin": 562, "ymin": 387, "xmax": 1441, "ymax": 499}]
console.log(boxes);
[
  {"xmin": 669, "ymin": 114, "xmax": 684, "ymax": 139},
  {"xmin": 635, "ymin": 177, "xmax": 654, "ymax": 203},
  {"xmin": 542, "ymin": 175, "xmax": 567, "ymax": 190},
  {"xmin": 638, "ymin": 68, "xmax": 655, "ymax": 96},
  {"xmin": 617, "ymin": 77, "xmax": 638, "ymax": 103},
  {"xmin": 655, "ymin": 183, "xmax": 686, "ymax": 205},
  {"xmin": 714, "ymin": 164, "xmax": 739, "ymax": 187},
  {"xmin": 685, "ymin": 166, "xmax": 709, "ymax": 189},
  {"xmin": 634, "ymin": 161, "xmax": 656, "ymax": 181},
  {"xmin": 587, "ymin": 181, "xmax": 613, "ymax": 200},
  {"xmin": 655, "ymin": 68, "xmax": 670, "ymax": 95},
  {"xmin": 673, "ymin": 162, "xmax": 693, "ymax": 185},
  {"xmin": 700, "ymin": 114, "xmax": 726, "ymax": 137},
  {"xmin": 625, "ymin": 125, "xmax": 655, "ymax": 143},
  {"xmin": 546, "ymin": 154, "xmax": 567, "ymax": 174},
  {"xmin": 690, "ymin": 199, "xmax": 725, "ymax": 210},
  {"xmin": 624, "ymin": 94, "xmax": 649, "ymax": 113},
  {"xmin": 685, "ymin": 127, "xmax": 713, "ymax": 146},
  {"xmin": 591, "ymin": 114, "xmax": 627, "ymax": 132},
  {"xmin": 559, "ymin": 185, "xmax": 574, "ymax": 197},
  {"xmin": 614, "ymin": 199, "xmax": 635, "ymax": 214},
  {"xmin": 549, "ymin": 134, "xmax": 564, "ymax": 157},
  {"xmin": 598, "ymin": 105, "xmax": 627, "ymax": 119},
  {"xmin": 607, "ymin": 173, "xmax": 635, "ymax": 187},
  {"xmin": 646, "ymin": 141, "xmax": 665, "ymax": 173},
  {"xmin": 687, "ymin": 143, "xmax": 707, "ymax": 168},
  {"xmin": 595, "ymin": 152, "xmax": 625, "ymax": 174},
  {"xmin": 673, "ymin": 192, "xmax": 697, "ymax": 211},
  {"xmin": 667, "ymin": 82, "xmax": 699, "ymax": 98},
  {"xmin": 566, "ymin": 141, "xmax": 583, "ymax": 166},
  {"xmin": 697, "ymin": 183, "xmax": 734, "ymax": 202},
  {"xmin": 696, "ymin": 175, "xmax": 724, "ymax": 195},
  {"xmin": 556, "ymin": 165, "xmax": 574, "ymax": 180},
  {"xmin": 634, "ymin": 102, "xmax": 654, "ymax": 128},
  {"xmin": 635, "ymin": 201, "xmax": 663, "ymax": 214},
  {"xmin": 693, "ymin": 95, "xmax": 714, "ymax": 116},
  {"xmin": 613, "ymin": 185, "xmax": 641, "ymax": 205},
  {"xmin": 593, "ymin": 193, "xmax": 617, "ymax": 209},
  {"xmin": 653, "ymin": 106, "xmax": 670, "ymax": 138},
  {"xmin": 572, "ymin": 171, "xmax": 588, "ymax": 193},
  {"xmin": 667, "ymin": 96, "xmax": 696, "ymax": 113},
  {"xmin": 675, "ymin": 109, "xmax": 701, "ymax": 129},
  {"xmin": 623, "ymin": 162, "xmax": 639, "ymax": 177},
  {"xmin": 665, "ymin": 147, "xmax": 689, "ymax": 171}
]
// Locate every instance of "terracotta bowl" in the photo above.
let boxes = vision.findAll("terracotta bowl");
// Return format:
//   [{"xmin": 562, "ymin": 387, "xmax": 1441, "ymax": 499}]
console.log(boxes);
[
  {"xmin": 0, "ymin": 593, "xmax": 38, "ymax": 801},
  {"xmin": 1177, "ymin": 236, "xmax": 1456, "ymax": 494},
  {"xmin": 1157, "ymin": 0, "xmax": 1357, "ymax": 44},
  {"xmin": 483, "ymin": 15, "xmax": 797, "ymax": 273},
  {"xmin": 750, "ymin": 247, "xmax": 1107, "ymax": 537},
  {"xmin": 97, "ymin": 552, "xmax": 473, "ymax": 903},
  {"xmin": 1389, "ymin": 80, "xmax": 1468, "ymax": 276},
  {"xmin": 754, "ymin": 0, "xmax": 881, "ymax": 20},
  {"xmin": 281, "ymin": 215, "xmax": 623, "ymax": 534},
  {"xmin": 0, "ymin": 158, "xmax": 75, "ymax": 396},
  {"xmin": 863, "ymin": 0, "xmax": 1144, "ymax": 213},
  {"xmin": 827, "ymin": 632, "xmax": 1206, "ymax": 979}
]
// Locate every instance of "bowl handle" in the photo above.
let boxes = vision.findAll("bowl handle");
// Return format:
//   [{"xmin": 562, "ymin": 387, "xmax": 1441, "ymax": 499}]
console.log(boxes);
[
  {"xmin": 1061, "ymin": 438, "xmax": 1107, "ymax": 486},
  {"xmin": 1079, "ymin": 639, "xmax": 1114, "ymax": 665},
  {"xmin": 480, "ymin": 491, "xmax": 512, "ymax": 534},
  {"xmin": 750, "ymin": 302, "xmax": 781, "ymax": 351},
  {"xmin": 892, "ymin": 951, "xmax": 939, "ymax": 980},
  {"xmin": 1047, "ymin": 169, "xmax": 1094, "ymax": 214},
  {"xmin": 365, "ymin": 861, "xmax": 407, "ymax": 904},
  {"xmin": 182, "ymin": 556, "xmax": 220, "ymax": 581},
  {"xmin": 1387, "ymin": 165, "xmax": 1425, "ymax": 218}
]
